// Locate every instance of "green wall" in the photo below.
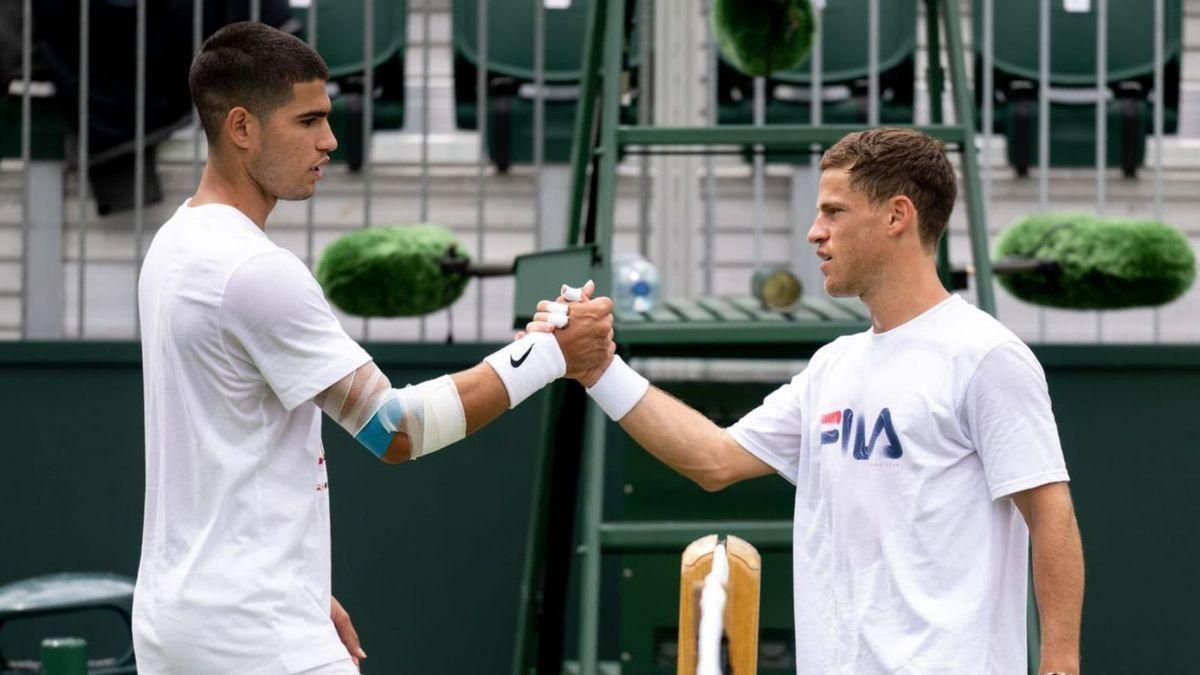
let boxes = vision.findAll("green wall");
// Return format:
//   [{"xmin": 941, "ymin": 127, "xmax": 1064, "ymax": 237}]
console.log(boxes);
[
  {"xmin": 2, "ymin": 343, "xmax": 1198, "ymax": 673},
  {"xmin": 0, "ymin": 342, "xmax": 545, "ymax": 673}
]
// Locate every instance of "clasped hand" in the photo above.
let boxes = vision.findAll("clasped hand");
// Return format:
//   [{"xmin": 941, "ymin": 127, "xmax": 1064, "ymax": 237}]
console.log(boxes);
[{"xmin": 514, "ymin": 280, "xmax": 614, "ymax": 388}]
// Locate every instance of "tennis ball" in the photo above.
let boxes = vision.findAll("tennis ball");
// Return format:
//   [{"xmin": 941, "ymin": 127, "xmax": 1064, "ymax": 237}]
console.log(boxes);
[
  {"xmin": 711, "ymin": 0, "xmax": 816, "ymax": 78},
  {"xmin": 316, "ymin": 224, "xmax": 470, "ymax": 317},
  {"xmin": 994, "ymin": 213, "xmax": 1196, "ymax": 310}
]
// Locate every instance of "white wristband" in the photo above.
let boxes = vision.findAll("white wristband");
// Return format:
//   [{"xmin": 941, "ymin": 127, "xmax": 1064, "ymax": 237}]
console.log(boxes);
[
  {"xmin": 484, "ymin": 331, "xmax": 566, "ymax": 409},
  {"xmin": 585, "ymin": 355, "xmax": 649, "ymax": 421}
]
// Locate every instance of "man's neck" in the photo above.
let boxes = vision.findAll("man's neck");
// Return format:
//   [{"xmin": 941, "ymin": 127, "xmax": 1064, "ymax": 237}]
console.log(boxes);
[
  {"xmin": 861, "ymin": 263, "xmax": 951, "ymax": 333},
  {"xmin": 189, "ymin": 158, "xmax": 274, "ymax": 230}
]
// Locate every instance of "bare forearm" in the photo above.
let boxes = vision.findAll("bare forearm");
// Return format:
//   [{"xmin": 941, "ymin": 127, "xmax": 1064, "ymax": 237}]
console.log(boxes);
[
  {"xmin": 619, "ymin": 386, "xmax": 770, "ymax": 491},
  {"xmin": 1028, "ymin": 489, "xmax": 1085, "ymax": 672},
  {"xmin": 451, "ymin": 363, "xmax": 510, "ymax": 435}
]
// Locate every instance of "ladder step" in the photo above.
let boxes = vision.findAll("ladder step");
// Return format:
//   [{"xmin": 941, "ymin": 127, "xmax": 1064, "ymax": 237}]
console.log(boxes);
[
  {"xmin": 598, "ymin": 520, "xmax": 792, "ymax": 550},
  {"xmin": 617, "ymin": 124, "xmax": 968, "ymax": 149}
]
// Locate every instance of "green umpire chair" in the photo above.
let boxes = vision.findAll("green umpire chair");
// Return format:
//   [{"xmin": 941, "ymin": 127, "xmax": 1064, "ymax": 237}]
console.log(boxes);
[
  {"xmin": 717, "ymin": 0, "xmax": 918, "ymax": 132},
  {"xmin": 972, "ymin": 0, "xmax": 1183, "ymax": 177},
  {"xmin": 291, "ymin": 0, "xmax": 407, "ymax": 171},
  {"xmin": 0, "ymin": 573, "xmax": 136, "ymax": 674}
]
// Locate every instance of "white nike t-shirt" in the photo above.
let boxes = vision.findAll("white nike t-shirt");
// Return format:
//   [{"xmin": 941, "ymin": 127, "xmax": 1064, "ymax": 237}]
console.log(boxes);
[
  {"xmin": 133, "ymin": 201, "xmax": 370, "ymax": 674},
  {"xmin": 728, "ymin": 295, "xmax": 1069, "ymax": 674}
]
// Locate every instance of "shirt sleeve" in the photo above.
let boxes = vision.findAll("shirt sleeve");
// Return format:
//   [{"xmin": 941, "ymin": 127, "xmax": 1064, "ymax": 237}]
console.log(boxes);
[
  {"xmin": 726, "ymin": 371, "xmax": 808, "ymax": 485},
  {"xmin": 962, "ymin": 341, "xmax": 1070, "ymax": 500},
  {"xmin": 220, "ymin": 249, "xmax": 371, "ymax": 411}
]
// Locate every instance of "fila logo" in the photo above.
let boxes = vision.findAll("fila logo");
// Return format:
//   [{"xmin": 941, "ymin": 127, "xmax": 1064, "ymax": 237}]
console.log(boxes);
[{"xmin": 819, "ymin": 407, "xmax": 903, "ymax": 460}]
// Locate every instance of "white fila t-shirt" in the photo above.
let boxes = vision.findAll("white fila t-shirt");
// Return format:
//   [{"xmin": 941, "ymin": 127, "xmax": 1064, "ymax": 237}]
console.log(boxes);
[
  {"xmin": 728, "ymin": 294, "xmax": 1069, "ymax": 674},
  {"xmin": 133, "ymin": 201, "xmax": 370, "ymax": 674}
]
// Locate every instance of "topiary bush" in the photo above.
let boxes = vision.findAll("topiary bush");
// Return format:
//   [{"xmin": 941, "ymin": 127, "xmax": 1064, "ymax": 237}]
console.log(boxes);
[
  {"xmin": 994, "ymin": 213, "xmax": 1196, "ymax": 310},
  {"xmin": 711, "ymin": 0, "xmax": 816, "ymax": 78},
  {"xmin": 316, "ymin": 224, "xmax": 470, "ymax": 317}
]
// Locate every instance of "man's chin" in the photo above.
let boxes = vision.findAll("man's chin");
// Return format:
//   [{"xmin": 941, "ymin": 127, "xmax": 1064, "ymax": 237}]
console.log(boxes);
[
  {"xmin": 823, "ymin": 282, "xmax": 860, "ymax": 299},
  {"xmin": 277, "ymin": 188, "xmax": 316, "ymax": 201}
]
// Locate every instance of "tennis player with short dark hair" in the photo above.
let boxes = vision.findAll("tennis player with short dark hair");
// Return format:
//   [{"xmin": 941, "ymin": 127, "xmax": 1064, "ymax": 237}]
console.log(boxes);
[
  {"xmin": 534, "ymin": 128, "xmax": 1085, "ymax": 674},
  {"xmin": 133, "ymin": 22, "xmax": 615, "ymax": 674}
]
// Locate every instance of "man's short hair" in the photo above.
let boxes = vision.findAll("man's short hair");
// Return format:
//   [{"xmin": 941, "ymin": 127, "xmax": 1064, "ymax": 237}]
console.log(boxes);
[
  {"xmin": 188, "ymin": 22, "xmax": 329, "ymax": 146},
  {"xmin": 820, "ymin": 128, "xmax": 957, "ymax": 249}
]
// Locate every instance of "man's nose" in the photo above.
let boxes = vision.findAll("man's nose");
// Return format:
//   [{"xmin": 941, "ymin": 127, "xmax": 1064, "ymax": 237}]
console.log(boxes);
[
  {"xmin": 319, "ymin": 122, "xmax": 338, "ymax": 153},
  {"xmin": 807, "ymin": 219, "xmax": 826, "ymax": 244}
]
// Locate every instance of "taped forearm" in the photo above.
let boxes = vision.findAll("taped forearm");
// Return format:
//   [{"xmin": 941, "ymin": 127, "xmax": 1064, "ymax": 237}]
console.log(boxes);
[{"xmin": 315, "ymin": 362, "xmax": 466, "ymax": 461}]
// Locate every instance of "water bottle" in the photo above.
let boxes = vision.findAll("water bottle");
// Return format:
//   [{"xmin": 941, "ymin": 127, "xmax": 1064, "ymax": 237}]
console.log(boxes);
[{"xmin": 613, "ymin": 254, "xmax": 661, "ymax": 313}]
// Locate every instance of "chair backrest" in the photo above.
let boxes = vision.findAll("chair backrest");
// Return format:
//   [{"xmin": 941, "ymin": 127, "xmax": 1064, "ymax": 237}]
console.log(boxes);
[
  {"xmin": 767, "ymin": 0, "xmax": 918, "ymax": 84},
  {"xmin": 452, "ymin": 0, "xmax": 592, "ymax": 82},
  {"xmin": 296, "ymin": 0, "xmax": 406, "ymax": 79},
  {"xmin": 971, "ymin": 0, "xmax": 1183, "ymax": 85}
]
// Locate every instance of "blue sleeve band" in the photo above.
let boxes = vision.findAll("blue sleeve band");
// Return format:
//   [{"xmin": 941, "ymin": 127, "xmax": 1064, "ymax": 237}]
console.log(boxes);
[{"xmin": 354, "ymin": 398, "xmax": 404, "ymax": 459}]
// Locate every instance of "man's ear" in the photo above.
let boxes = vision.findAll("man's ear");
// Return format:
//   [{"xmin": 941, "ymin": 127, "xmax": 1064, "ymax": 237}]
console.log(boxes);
[
  {"xmin": 885, "ymin": 195, "xmax": 918, "ymax": 240},
  {"xmin": 225, "ymin": 106, "xmax": 257, "ymax": 150}
]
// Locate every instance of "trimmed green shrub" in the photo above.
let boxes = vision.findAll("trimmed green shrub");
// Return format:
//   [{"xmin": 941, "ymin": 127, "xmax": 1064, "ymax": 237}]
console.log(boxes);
[
  {"xmin": 994, "ymin": 213, "xmax": 1195, "ymax": 310},
  {"xmin": 712, "ymin": 0, "xmax": 815, "ymax": 78},
  {"xmin": 316, "ymin": 225, "xmax": 469, "ymax": 317}
]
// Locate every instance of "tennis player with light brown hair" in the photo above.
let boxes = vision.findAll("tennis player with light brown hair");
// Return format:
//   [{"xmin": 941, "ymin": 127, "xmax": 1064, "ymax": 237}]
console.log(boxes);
[{"xmin": 532, "ymin": 128, "xmax": 1084, "ymax": 674}]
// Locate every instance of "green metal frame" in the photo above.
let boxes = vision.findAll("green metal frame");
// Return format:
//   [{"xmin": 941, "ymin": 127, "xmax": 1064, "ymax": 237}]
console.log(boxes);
[{"xmin": 513, "ymin": 0, "xmax": 998, "ymax": 672}]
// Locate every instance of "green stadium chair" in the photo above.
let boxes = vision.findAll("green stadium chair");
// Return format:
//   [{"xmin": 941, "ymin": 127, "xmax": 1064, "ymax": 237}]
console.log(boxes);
[
  {"xmin": 972, "ymin": 0, "xmax": 1183, "ymax": 177},
  {"xmin": 717, "ymin": 0, "xmax": 918, "ymax": 137},
  {"xmin": 452, "ymin": 0, "xmax": 640, "ymax": 172},
  {"xmin": 0, "ymin": 92, "xmax": 67, "ymax": 161},
  {"xmin": 291, "ymin": 0, "xmax": 407, "ymax": 171},
  {"xmin": 0, "ymin": 573, "xmax": 136, "ymax": 674}
]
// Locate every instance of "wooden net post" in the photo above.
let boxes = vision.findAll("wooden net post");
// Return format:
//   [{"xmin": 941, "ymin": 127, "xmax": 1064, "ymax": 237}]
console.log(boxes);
[{"xmin": 676, "ymin": 534, "xmax": 761, "ymax": 675}]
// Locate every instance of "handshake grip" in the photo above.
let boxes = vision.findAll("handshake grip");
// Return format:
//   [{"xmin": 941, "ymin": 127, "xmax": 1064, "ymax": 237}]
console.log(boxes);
[
  {"xmin": 536, "ymin": 282, "xmax": 650, "ymax": 421},
  {"xmin": 487, "ymin": 281, "xmax": 613, "ymax": 409}
]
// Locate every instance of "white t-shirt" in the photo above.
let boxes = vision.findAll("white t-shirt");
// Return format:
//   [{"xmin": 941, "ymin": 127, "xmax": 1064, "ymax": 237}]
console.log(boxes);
[
  {"xmin": 728, "ymin": 295, "xmax": 1069, "ymax": 674},
  {"xmin": 133, "ymin": 201, "xmax": 370, "ymax": 674}
]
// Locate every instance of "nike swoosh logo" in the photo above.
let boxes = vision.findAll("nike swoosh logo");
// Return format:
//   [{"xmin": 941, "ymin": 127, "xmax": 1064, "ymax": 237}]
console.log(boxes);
[{"xmin": 510, "ymin": 344, "xmax": 534, "ymax": 368}]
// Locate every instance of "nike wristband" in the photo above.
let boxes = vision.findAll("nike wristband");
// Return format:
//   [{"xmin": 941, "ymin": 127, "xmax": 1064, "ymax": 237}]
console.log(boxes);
[
  {"xmin": 484, "ymin": 331, "xmax": 566, "ymax": 409},
  {"xmin": 586, "ymin": 355, "xmax": 649, "ymax": 421}
]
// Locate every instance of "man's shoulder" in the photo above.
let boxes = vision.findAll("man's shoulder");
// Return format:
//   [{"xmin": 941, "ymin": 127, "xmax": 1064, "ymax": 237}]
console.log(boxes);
[{"xmin": 934, "ymin": 299, "xmax": 1039, "ymax": 378}]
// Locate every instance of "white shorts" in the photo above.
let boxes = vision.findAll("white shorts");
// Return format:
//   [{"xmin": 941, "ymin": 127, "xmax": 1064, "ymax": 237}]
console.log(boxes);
[{"xmin": 296, "ymin": 658, "xmax": 359, "ymax": 675}]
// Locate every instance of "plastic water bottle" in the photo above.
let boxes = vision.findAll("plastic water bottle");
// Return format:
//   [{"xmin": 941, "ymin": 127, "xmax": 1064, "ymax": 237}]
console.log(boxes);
[{"xmin": 613, "ymin": 253, "xmax": 661, "ymax": 313}]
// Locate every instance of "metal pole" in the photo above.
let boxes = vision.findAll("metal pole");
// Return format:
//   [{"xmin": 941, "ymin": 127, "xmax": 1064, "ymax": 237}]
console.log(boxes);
[
  {"xmin": 578, "ymin": 1, "xmax": 624, "ymax": 662},
  {"xmin": 639, "ymin": 0, "xmax": 653, "ymax": 259},
  {"xmin": 19, "ymin": 0, "xmax": 31, "ymax": 338},
  {"xmin": 703, "ymin": 0, "xmax": 715, "ymax": 294},
  {"xmin": 475, "ymin": 0, "xmax": 489, "ymax": 340},
  {"xmin": 193, "ymin": 0, "xmax": 203, "ymax": 187},
  {"xmin": 1037, "ymin": 0, "xmax": 1050, "ymax": 339},
  {"xmin": 250, "ymin": 0, "xmax": 260, "ymax": 22},
  {"xmin": 799, "ymin": 3, "xmax": 823, "ymax": 290},
  {"xmin": 1152, "ymin": 0, "xmax": 1164, "ymax": 340},
  {"xmin": 1094, "ymin": 0, "xmax": 1106, "ymax": 213},
  {"xmin": 77, "ymin": 0, "xmax": 90, "ymax": 337},
  {"xmin": 134, "ymin": 0, "xmax": 146, "ymax": 337},
  {"xmin": 1095, "ymin": 0, "xmax": 1107, "ymax": 341},
  {"xmin": 867, "ymin": 0, "xmax": 879, "ymax": 125},
  {"xmin": 533, "ymin": 0, "xmax": 545, "ymax": 251},
  {"xmin": 577, "ymin": 403, "xmax": 608, "ymax": 675},
  {"xmin": 305, "ymin": 0, "xmax": 317, "ymax": 268},
  {"xmin": 752, "ymin": 76, "xmax": 765, "ymax": 268},
  {"xmin": 982, "ymin": 0, "xmax": 992, "ymax": 209},
  {"xmin": 362, "ymin": 0, "xmax": 374, "ymax": 340},
  {"xmin": 419, "ymin": 0, "xmax": 431, "ymax": 340},
  {"xmin": 939, "ymin": 0, "xmax": 996, "ymax": 314}
]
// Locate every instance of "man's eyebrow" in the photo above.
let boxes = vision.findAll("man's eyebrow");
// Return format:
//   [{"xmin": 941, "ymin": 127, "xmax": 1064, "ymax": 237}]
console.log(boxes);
[
  {"xmin": 296, "ymin": 109, "xmax": 330, "ymax": 119},
  {"xmin": 818, "ymin": 200, "xmax": 847, "ymax": 210}
]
